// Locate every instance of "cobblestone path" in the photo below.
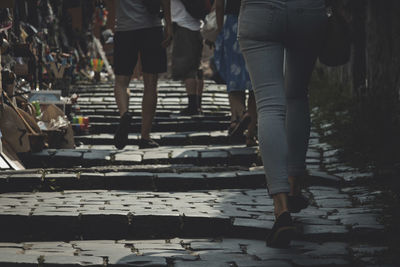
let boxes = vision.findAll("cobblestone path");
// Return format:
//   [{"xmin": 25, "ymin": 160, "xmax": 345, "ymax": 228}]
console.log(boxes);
[{"xmin": 0, "ymin": 81, "xmax": 392, "ymax": 266}]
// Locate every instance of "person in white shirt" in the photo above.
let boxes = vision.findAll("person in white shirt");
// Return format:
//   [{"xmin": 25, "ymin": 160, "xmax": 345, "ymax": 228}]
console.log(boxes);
[
  {"xmin": 171, "ymin": 0, "xmax": 204, "ymax": 115},
  {"xmin": 113, "ymin": 0, "xmax": 172, "ymax": 149}
]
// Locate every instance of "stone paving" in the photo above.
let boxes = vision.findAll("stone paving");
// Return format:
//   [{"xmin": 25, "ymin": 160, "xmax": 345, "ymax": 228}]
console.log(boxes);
[
  {"xmin": 20, "ymin": 144, "xmax": 261, "ymax": 168},
  {"xmin": 0, "ymin": 81, "xmax": 395, "ymax": 266},
  {"xmin": 0, "ymin": 238, "xmax": 384, "ymax": 266}
]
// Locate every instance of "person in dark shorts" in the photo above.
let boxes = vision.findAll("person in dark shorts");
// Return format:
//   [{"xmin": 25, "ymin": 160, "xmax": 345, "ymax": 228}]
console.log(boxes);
[
  {"xmin": 113, "ymin": 0, "xmax": 172, "ymax": 149},
  {"xmin": 171, "ymin": 0, "xmax": 204, "ymax": 115}
]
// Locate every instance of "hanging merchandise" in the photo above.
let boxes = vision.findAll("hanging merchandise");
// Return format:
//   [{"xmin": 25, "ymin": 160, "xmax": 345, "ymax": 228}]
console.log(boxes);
[
  {"xmin": 90, "ymin": 58, "xmax": 104, "ymax": 72},
  {"xmin": 95, "ymin": 0, "xmax": 108, "ymax": 27},
  {"xmin": 0, "ymin": 8, "xmax": 12, "ymax": 33}
]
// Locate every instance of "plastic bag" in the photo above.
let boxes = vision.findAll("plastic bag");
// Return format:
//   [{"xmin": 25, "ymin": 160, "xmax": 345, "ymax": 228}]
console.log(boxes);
[{"xmin": 201, "ymin": 10, "xmax": 219, "ymax": 43}]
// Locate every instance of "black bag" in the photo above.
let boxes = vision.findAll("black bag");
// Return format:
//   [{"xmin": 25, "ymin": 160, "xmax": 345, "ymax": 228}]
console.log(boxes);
[
  {"xmin": 319, "ymin": 9, "xmax": 351, "ymax": 67},
  {"xmin": 142, "ymin": 0, "xmax": 162, "ymax": 16},
  {"xmin": 181, "ymin": 0, "xmax": 211, "ymax": 20}
]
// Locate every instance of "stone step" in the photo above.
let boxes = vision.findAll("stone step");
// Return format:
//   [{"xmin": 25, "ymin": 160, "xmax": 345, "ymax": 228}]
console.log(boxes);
[
  {"xmin": 84, "ymin": 114, "xmax": 230, "ymax": 123},
  {"xmin": 88, "ymin": 120, "xmax": 230, "ymax": 134},
  {"xmin": 75, "ymin": 131, "xmax": 235, "ymax": 146},
  {"xmin": 73, "ymin": 81, "xmax": 228, "ymax": 95},
  {"xmin": 75, "ymin": 88, "xmax": 229, "ymax": 96},
  {"xmin": 77, "ymin": 104, "xmax": 231, "ymax": 116},
  {"xmin": 79, "ymin": 109, "xmax": 230, "ymax": 118},
  {"xmin": 0, "ymin": 166, "xmax": 342, "ymax": 193},
  {"xmin": 0, "ymin": 189, "xmax": 379, "ymax": 242},
  {"xmin": 0, "ymin": 238, "xmax": 370, "ymax": 267},
  {"xmin": 21, "ymin": 137, "xmax": 324, "ymax": 166},
  {"xmin": 20, "ymin": 145, "xmax": 262, "ymax": 169},
  {"xmin": 76, "ymin": 96, "xmax": 230, "ymax": 107},
  {"xmin": 0, "ymin": 189, "xmax": 273, "ymax": 241},
  {"xmin": 0, "ymin": 187, "xmax": 383, "ymax": 243},
  {"xmin": 21, "ymin": 143, "xmax": 325, "ymax": 170},
  {"xmin": 0, "ymin": 168, "xmax": 267, "ymax": 193}
]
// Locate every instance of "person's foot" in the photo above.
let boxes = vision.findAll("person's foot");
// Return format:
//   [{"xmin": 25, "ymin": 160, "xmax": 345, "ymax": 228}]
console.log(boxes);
[
  {"xmin": 114, "ymin": 111, "xmax": 132, "ymax": 150},
  {"xmin": 139, "ymin": 138, "xmax": 159, "ymax": 149},
  {"xmin": 228, "ymin": 120, "xmax": 239, "ymax": 135},
  {"xmin": 245, "ymin": 134, "xmax": 258, "ymax": 147},
  {"xmin": 179, "ymin": 107, "xmax": 202, "ymax": 116},
  {"xmin": 288, "ymin": 195, "xmax": 309, "ymax": 213},
  {"xmin": 287, "ymin": 175, "xmax": 309, "ymax": 212},
  {"xmin": 266, "ymin": 211, "xmax": 296, "ymax": 248},
  {"xmin": 229, "ymin": 112, "xmax": 251, "ymax": 138}
]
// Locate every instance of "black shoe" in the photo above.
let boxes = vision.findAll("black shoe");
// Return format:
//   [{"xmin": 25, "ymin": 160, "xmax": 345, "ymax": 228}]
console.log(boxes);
[
  {"xmin": 114, "ymin": 112, "xmax": 132, "ymax": 150},
  {"xmin": 288, "ymin": 195, "xmax": 309, "ymax": 213},
  {"xmin": 139, "ymin": 138, "xmax": 159, "ymax": 149},
  {"xmin": 266, "ymin": 211, "xmax": 296, "ymax": 248},
  {"xmin": 179, "ymin": 107, "xmax": 202, "ymax": 116}
]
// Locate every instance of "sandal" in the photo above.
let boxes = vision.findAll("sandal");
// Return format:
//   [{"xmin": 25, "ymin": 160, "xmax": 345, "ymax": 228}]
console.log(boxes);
[
  {"xmin": 229, "ymin": 112, "xmax": 251, "ymax": 138},
  {"xmin": 228, "ymin": 120, "xmax": 239, "ymax": 136},
  {"xmin": 245, "ymin": 134, "xmax": 258, "ymax": 147}
]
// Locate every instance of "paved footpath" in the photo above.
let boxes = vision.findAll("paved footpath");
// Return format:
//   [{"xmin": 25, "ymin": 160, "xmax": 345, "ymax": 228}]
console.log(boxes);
[{"xmin": 0, "ymin": 81, "xmax": 395, "ymax": 266}]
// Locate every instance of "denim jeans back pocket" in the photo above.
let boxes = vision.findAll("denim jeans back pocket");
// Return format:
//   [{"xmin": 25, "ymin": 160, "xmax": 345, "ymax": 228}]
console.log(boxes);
[{"xmin": 238, "ymin": 2, "xmax": 282, "ymax": 42}]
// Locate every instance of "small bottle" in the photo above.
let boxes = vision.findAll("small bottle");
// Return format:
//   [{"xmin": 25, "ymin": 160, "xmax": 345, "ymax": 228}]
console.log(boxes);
[{"xmin": 32, "ymin": 101, "xmax": 41, "ymax": 117}]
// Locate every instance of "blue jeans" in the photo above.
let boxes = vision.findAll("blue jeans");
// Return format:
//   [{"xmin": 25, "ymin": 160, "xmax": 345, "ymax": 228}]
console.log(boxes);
[{"xmin": 238, "ymin": 0, "xmax": 327, "ymax": 195}]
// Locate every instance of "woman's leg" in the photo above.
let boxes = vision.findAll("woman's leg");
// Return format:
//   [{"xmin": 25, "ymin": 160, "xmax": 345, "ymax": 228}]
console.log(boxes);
[
  {"xmin": 241, "ymin": 38, "xmax": 289, "ymax": 198},
  {"xmin": 246, "ymin": 90, "xmax": 257, "ymax": 139},
  {"xmin": 239, "ymin": 1, "xmax": 298, "ymax": 247},
  {"xmin": 285, "ymin": 0, "xmax": 327, "ymax": 195},
  {"xmin": 228, "ymin": 91, "xmax": 246, "ymax": 123},
  {"xmin": 239, "ymin": 0, "xmax": 290, "ymax": 215}
]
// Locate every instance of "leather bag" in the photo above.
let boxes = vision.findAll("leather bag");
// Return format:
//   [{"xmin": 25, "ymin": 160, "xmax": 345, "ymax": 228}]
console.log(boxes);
[{"xmin": 319, "ymin": 9, "xmax": 351, "ymax": 67}]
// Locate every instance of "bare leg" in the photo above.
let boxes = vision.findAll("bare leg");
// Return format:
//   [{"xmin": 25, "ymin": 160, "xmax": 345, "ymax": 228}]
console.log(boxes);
[
  {"xmin": 247, "ymin": 90, "xmax": 257, "ymax": 137},
  {"xmin": 141, "ymin": 72, "xmax": 158, "ymax": 140},
  {"xmin": 272, "ymin": 193, "xmax": 289, "ymax": 218},
  {"xmin": 197, "ymin": 76, "xmax": 204, "ymax": 110},
  {"xmin": 228, "ymin": 91, "xmax": 246, "ymax": 122},
  {"xmin": 185, "ymin": 78, "xmax": 197, "ymax": 95},
  {"xmin": 197, "ymin": 77, "xmax": 204, "ymax": 96},
  {"xmin": 184, "ymin": 77, "xmax": 203, "ymax": 113},
  {"xmin": 114, "ymin": 75, "xmax": 131, "ymax": 116}
]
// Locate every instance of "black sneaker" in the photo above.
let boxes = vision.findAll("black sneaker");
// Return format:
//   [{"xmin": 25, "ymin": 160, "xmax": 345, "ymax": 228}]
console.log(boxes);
[
  {"xmin": 114, "ymin": 112, "xmax": 132, "ymax": 150},
  {"xmin": 288, "ymin": 195, "xmax": 309, "ymax": 213},
  {"xmin": 179, "ymin": 107, "xmax": 202, "ymax": 116},
  {"xmin": 266, "ymin": 211, "xmax": 296, "ymax": 248},
  {"xmin": 139, "ymin": 138, "xmax": 159, "ymax": 149}
]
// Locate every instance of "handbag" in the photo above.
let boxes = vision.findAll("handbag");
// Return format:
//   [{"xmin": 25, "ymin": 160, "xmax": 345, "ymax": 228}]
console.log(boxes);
[
  {"xmin": 201, "ymin": 10, "xmax": 219, "ymax": 43},
  {"xmin": 319, "ymin": 8, "xmax": 351, "ymax": 67}
]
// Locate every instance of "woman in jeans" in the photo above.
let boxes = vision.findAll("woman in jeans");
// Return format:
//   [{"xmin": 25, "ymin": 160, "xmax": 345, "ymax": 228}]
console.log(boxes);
[{"xmin": 238, "ymin": 0, "xmax": 327, "ymax": 247}]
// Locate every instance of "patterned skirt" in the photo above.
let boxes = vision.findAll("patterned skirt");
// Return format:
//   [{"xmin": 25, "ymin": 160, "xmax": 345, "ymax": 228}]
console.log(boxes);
[{"xmin": 214, "ymin": 14, "xmax": 252, "ymax": 92}]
